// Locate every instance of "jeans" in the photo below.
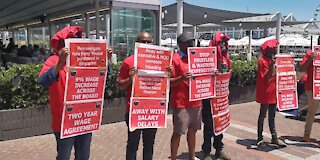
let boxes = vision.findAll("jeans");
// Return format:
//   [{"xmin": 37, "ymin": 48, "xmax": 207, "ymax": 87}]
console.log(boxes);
[
  {"xmin": 201, "ymin": 99, "xmax": 224, "ymax": 154},
  {"xmin": 54, "ymin": 132, "xmax": 92, "ymax": 160},
  {"xmin": 125, "ymin": 113, "xmax": 157, "ymax": 160},
  {"xmin": 257, "ymin": 104, "xmax": 277, "ymax": 140}
]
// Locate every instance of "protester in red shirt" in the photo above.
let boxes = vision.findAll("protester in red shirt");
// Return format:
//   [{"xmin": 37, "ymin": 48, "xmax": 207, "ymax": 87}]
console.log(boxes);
[
  {"xmin": 299, "ymin": 50, "xmax": 317, "ymax": 142},
  {"xmin": 202, "ymin": 32, "xmax": 231, "ymax": 160},
  {"xmin": 118, "ymin": 32, "xmax": 159, "ymax": 160},
  {"xmin": 170, "ymin": 33, "xmax": 202, "ymax": 160},
  {"xmin": 38, "ymin": 26, "xmax": 93, "ymax": 160},
  {"xmin": 256, "ymin": 39, "xmax": 286, "ymax": 147}
]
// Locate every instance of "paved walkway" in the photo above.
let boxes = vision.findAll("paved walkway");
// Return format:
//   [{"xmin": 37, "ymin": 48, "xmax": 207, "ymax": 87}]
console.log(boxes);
[{"xmin": 0, "ymin": 102, "xmax": 320, "ymax": 160}]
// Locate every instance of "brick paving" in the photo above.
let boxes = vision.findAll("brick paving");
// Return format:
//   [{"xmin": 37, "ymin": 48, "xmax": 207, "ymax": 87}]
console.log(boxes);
[{"xmin": 0, "ymin": 102, "xmax": 320, "ymax": 160}]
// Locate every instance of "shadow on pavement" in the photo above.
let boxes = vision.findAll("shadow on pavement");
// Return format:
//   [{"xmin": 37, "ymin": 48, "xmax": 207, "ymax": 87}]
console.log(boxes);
[
  {"xmin": 236, "ymin": 139, "xmax": 284, "ymax": 152},
  {"xmin": 279, "ymin": 136, "xmax": 319, "ymax": 148},
  {"xmin": 175, "ymin": 151, "xmax": 216, "ymax": 160}
]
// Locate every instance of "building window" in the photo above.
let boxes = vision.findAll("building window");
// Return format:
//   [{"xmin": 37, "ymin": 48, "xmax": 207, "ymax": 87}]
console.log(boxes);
[{"xmin": 111, "ymin": 7, "xmax": 157, "ymax": 61}]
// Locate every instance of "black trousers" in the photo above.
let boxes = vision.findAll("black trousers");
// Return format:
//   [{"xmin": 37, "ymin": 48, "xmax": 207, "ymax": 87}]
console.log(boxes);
[
  {"xmin": 125, "ymin": 113, "xmax": 157, "ymax": 160},
  {"xmin": 257, "ymin": 104, "xmax": 277, "ymax": 140},
  {"xmin": 201, "ymin": 99, "xmax": 224, "ymax": 154}
]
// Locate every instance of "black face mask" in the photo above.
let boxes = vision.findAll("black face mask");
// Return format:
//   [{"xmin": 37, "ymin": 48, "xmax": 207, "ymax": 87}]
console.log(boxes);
[
  {"xmin": 220, "ymin": 41, "xmax": 227, "ymax": 52},
  {"xmin": 265, "ymin": 49, "xmax": 276, "ymax": 58}
]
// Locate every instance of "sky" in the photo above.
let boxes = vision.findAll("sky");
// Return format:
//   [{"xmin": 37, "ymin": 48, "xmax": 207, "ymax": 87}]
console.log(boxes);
[{"xmin": 162, "ymin": 0, "xmax": 320, "ymax": 21}]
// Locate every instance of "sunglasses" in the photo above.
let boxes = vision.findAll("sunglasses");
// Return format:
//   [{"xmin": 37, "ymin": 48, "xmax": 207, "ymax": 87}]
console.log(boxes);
[{"xmin": 139, "ymin": 40, "xmax": 153, "ymax": 44}]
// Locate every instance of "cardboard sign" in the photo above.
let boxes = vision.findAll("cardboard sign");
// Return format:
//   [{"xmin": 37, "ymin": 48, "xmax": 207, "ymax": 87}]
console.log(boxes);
[
  {"xmin": 132, "ymin": 76, "xmax": 169, "ymax": 99},
  {"xmin": 276, "ymin": 55, "xmax": 295, "ymax": 73},
  {"xmin": 61, "ymin": 101, "xmax": 103, "ymax": 138},
  {"xmin": 65, "ymin": 39, "xmax": 107, "ymax": 68},
  {"xmin": 65, "ymin": 68, "xmax": 106, "ymax": 101},
  {"xmin": 189, "ymin": 74, "xmax": 215, "ymax": 101},
  {"xmin": 313, "ymin": 45, "xmax": 320, "ymax": 66},
  {"xmin": 129, "ymin": 98, "xmax": 167, "ymax": 130},
  {"xmin": 214, "ymin": 110, "xmax": 230, "ymax": 136},
  {"xmin": 211, "ymin": 95, "xmax": 229, "ymax": 117},
  {"xmin": 313, "ymin": 66, "xmax": 320, "ymax": 99},
  {"xmin": 188, "ymin": 47, "xmax": 217, "ymax": 76},
  {"xmin": 277, "ymin": 89, "xmax": 298, "ymax": 111},
  {"xmin": 134, "ymin": 43, "xmax": 173, "ymax": 73},
  {"xmin": 215, "ymin": 72, "xmax": 231, "ymax": 97}
]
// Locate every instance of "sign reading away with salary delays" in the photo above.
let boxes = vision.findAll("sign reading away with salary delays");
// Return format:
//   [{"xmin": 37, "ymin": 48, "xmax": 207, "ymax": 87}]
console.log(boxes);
[
  {"xmin": 61, "ymin": 39, "xmax": 107, "ymax": 139},
  {"xmin": 188, "ymin": 47, "xmax": 217, "ymax": 101},
  {"xmin": 276, "ymin": 55, "xmax": 298, "ymax": 111},
  {"xmin": 313, "ymin": 46, "xmax": 320, "ymax": 99},
  {"xmin": 129, "ymin": 43, "xmax": 172, "ymax": 131}
]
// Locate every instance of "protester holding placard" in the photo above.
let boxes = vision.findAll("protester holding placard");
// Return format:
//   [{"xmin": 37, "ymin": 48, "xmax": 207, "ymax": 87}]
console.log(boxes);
[
  {"xmin": 38, "ymin": 26, "xmax": 93, "ymax": 160},
  {"xmin": 118, "ymin": 32, "xmax": 158, "ymax": 160},
  {"xmin": 170, "ymin": 33, "xmax": 202, "ymax": 160},
  {"xmin": 299, "ymin": 49, "xmax": 317, "ymax": 142},
  {"xmin": 202, "ymin": 32, "xmax": 231, "ymax": 160},
  {"xmin": 256, "ymin": 39, "xmax": 286, "ymax": 147}
]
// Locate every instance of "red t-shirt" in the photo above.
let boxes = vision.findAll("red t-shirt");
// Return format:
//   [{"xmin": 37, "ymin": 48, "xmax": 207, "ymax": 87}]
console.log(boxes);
[
  {"xmin": 256, "ymin": 56, "xmax": 277, "ymax": 104},
  {"xmin": 170, "ymin": 52, "xmax": 202, "ymax": 108},
  {"xmin": 300, "ymin": 50, "xmax": 313, "ymax": 91},
  {"xmin": 118, "ymin": 55, "xmax": 134, "ymax": 113},
  {"xmin": 39, "ymin": 55, "xmax": 67, "ymax": 132}
]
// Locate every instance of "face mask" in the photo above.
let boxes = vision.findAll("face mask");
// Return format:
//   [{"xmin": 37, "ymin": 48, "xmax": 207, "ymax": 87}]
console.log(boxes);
[
  {"xmin": 187, "ymin": 42, "xmax": 194, "ymax": 48},
  {"xmin": 220, "ymin": 41, "xmax": 227, "ymax": 52}
]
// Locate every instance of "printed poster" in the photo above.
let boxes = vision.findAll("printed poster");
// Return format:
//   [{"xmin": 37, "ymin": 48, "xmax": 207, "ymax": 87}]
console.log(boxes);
[
  {"xmin": 276, "ymin": 73, "xmax": 298, "ymax": 111},
  {"xmin": 211, "ymin": 72, "xmax": 231, "ymax": 135},
  {"xmin": 276, "ymin": 55, "xmax": 298, "ymax": 111},
  {"xmin": 215, "ymin": 72, "xmax": 231, "ymax": 97},
  {"xmin": 214, "ymin": 110, "xmax": 230, "ymax": 136},
  {"xmin": 129, "ymin": 43, "xmax": 172, "ymax": 131},
  {"xmin": 61, "ymin": 39, "xmax": 108, "ymax": 139},
  {"xmin": 313, "ymin": 66, "xmax": 320, "ymax": 99},
  {"xmin": 188, "ymin": 47, "xmax": 217, "ymax": 76},
  {"xmin": 276, "ymin": 55, "xmax": 295, "ymax": 73},
  {"xmin": 313, "ymin": 45, "xmax": 320, "ymax": 66},
  {"xmin": 189, "ymin": 74, "xmax": 216, "ymax": 101},
  {"xmin": 313, "ymin": 46, "xmax": 320, "ymax": 99},
  {"xmin": 188, "ymin": 47, "xmax": 217, "ymax": 101},
  {"xmin": 61, "ymin": 101, "xmax": 103, "ymax": 138},
  {"xmin": 134, "ymin": 43, "xmax": 173, "ymax": 75},
  {"xmin": 129, "ymin": 98, "xmax": 167, "ymax": 129}
]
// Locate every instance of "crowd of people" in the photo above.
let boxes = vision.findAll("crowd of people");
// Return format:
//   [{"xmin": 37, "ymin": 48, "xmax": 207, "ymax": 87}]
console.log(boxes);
[
  {"xmin": 0, "ymin": 38, "xmax": 49, "ymax": 67},
  {"xmin": 38, "ymin": 26, "xmax": 319, "ymax": 160}
]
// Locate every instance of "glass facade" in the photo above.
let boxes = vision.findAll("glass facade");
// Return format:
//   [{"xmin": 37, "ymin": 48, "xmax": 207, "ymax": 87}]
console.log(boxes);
[
  {"xmin": 111, "ymin": 7, "xmax": 157, "ymax": 61},
  {"xmin": 29, "ymin": 27, "xmax": 50, "ymax": 48}
]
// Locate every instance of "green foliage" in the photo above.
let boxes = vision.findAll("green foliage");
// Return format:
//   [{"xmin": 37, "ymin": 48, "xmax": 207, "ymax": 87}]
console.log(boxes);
[
  {"xmin": 0, "ymin": 60, "xmax": 258, "ymax": 110},
  {"xmin": 0, "ymin": 64, "xmax": 48, "ymax": 110},
  {"xmin": 230, "ymin": 54, "xmax": 258, "ymax": 61},
  {"xmin": 230, "ymin": 59, "xmax": 258, "ymax": 87},
  {"xmin": 105, "ymin": 62, "xmax": 126, "ymax": 99}
]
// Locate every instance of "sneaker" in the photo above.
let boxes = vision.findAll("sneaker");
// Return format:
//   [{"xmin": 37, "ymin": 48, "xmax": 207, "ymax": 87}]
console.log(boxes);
[
  {"xmin": 271, "ymin": 139, "xmax": 287, "ymax": 147},
  {"xmin": 203, "ymin": 156, "xmax": 212, "ymax": 160},
  {"xmin": 215, "ymin": 150, "xmax": 231, "ymax": 160},
  {"xmin": 193, "ymin": 157, "xmax": 200, "ymax": 160},
  {"xmin": 301, "ymin": 134, "xmax": 310, "ymax": 142},
  {"xmin": 256, "ymin": 138, "xmax": 263, "ymax": 146},
  {"xmin": 202, "ymin": 154, "xmax": 212, "ymax": 160}
]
